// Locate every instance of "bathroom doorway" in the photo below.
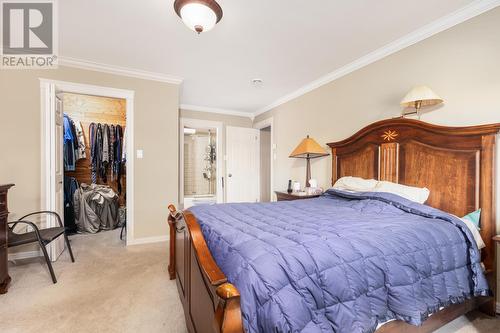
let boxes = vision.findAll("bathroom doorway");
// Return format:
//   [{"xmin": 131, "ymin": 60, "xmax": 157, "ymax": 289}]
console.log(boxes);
[{"xmin": 179, "ymin": 118, "xmax": 223, "ymax": 209}]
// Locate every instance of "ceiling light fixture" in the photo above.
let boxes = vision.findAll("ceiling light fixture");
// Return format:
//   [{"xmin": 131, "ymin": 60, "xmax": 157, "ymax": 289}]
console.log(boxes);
[{"xmin": 174, "ymin": 0, "xmax": 223, "ymax": 34}]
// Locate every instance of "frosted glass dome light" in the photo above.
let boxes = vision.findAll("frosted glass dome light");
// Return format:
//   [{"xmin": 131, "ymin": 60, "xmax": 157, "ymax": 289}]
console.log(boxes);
[{"xmin": 174, "ymin": 0, "xmax": 223, "ymax": 34}]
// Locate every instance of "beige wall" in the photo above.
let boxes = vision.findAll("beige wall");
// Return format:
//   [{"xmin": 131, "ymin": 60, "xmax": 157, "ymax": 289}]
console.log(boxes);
[
  {"xmin": 254, "ymin": 7, "xmax": 500, "ymax": 301},
  {"xmin": 255, "ymin": 7, "xmax": 500, "ymax": 192},
  {"xmin": 180, "ymin": 109, "xmax": 253, "ymax": 128},
  {"xmin": 0, "ymin": 66, "xmax": 179, "ymax": 241}
]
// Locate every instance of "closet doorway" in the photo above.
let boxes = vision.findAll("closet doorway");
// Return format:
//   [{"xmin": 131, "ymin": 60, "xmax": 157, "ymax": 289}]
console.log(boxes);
[
  {"xmin": 40, "ymin": 80, "xmax": 135, "ymax": 259},
  {"xmin": 179, "ymin": 118, "xmax": 223, "ymax": 209}
]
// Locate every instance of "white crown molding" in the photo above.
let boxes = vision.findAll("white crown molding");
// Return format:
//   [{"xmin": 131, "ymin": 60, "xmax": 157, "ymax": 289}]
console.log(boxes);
[
  {"xmin": 254, "ymin": 0, "xmax": 500, "ymax": 117},
  {"xmin": 180, "ymin": 104, "xmax": 254, "ymax": 119},
  {"xmin": 58, "ymin": 56, "xmax": 184, "ymax": 85}
]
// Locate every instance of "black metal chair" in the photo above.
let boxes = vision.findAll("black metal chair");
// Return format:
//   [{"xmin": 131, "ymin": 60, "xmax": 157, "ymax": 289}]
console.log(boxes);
[{"xmin": 8, "ymin": 211, "xmax": 75, "ymax": 284}]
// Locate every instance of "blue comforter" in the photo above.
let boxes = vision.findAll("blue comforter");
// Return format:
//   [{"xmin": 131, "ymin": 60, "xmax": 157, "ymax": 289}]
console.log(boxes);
[{"xmin": 189, "ymin": 190, "xmax": 490, "ymax": 333}]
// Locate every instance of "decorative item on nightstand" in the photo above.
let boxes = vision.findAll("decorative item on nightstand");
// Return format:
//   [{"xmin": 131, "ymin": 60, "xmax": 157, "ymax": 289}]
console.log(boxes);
[
  {"xmin": 400, "ymin": 85, "xmax": 443, "ymax": 119},
  {"xmin": 289, "ymin": 135, "xmax": 329, "ymax": 187}
]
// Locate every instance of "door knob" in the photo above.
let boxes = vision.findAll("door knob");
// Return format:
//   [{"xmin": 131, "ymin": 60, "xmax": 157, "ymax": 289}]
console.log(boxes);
[{"xmin": 228, "ymin": 173, "xmax": 232, "ymax": 177}]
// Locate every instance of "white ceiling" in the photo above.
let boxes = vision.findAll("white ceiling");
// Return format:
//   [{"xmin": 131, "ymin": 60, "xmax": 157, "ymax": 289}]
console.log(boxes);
[{"xmin": 60, "ymin": 0, "xmax": 483, "ymax": 114}]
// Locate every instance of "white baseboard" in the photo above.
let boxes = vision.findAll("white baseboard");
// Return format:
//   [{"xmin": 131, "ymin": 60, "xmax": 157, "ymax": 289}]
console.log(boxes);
[
  {"xmin": 127, "ymin": 235, "xmax": 168, "ymax": 246},
  {"xmin": 8, "ymin": 250, "xmax": 42, "ymax": 261}
]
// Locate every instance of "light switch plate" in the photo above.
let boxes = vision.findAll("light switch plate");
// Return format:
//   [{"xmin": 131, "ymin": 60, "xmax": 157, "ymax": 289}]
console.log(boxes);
[{"xmin": 136, "ymin": 150, "xmax": 144, "ymax": 159}]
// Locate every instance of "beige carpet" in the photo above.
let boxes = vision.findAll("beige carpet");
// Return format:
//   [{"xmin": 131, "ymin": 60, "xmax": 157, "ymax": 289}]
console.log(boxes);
[
  {"xmin": 0, "ymin": 230, "xmax": 186, "ymax": 333},
  {"xmin": 1, "ymin": 230, "xmax": 498, "ymax": 332}
]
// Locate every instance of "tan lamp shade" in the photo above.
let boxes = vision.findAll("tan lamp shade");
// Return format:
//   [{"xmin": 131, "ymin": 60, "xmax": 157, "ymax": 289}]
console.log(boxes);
[
  {"xmin": 289, "ymin": 135, "xmax": 328, "ymax": 159},
  {"xmin": 289, "ymin": 135, "xmax": 328, "ymax": 188},
  {"xmin": 400, "ymin": 86, "xmax": 443, "ymax": 108}
]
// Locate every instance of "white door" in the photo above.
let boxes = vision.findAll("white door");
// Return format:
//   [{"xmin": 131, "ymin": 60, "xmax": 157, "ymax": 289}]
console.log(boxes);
[
  {"xmin": 48, "ymin": 95, "xmax": 65, "ymax": 261},
  {"xmin": 226, "ymin": 127, "xmax": 260, "ymax": 203}
]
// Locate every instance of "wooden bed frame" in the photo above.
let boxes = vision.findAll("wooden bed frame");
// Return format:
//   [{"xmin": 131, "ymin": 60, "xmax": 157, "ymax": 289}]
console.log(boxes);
[{"xmin": 168, "ymin": 118, "xmax": 500, "ymax": 333}]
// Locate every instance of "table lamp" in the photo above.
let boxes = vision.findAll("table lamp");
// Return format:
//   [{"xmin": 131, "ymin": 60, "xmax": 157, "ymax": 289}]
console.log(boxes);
[{"xmin": 289, "ymin": 135, "xmax": 329, "ymax": 187}]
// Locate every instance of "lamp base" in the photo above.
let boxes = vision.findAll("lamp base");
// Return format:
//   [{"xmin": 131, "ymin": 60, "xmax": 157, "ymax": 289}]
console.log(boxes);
[{"xmin": 306, "ymin": 157, "xmax": 311, "ymax": 188}]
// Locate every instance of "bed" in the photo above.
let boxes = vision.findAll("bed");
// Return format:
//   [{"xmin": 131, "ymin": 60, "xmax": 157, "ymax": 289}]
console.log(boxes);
[{"xmin": 168, "ymin": 118, "xmax": 499, "ymax": 333}]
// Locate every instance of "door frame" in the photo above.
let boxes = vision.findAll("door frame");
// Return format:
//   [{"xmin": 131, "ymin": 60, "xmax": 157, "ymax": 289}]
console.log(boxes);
[
  {"xmin": 40, "ymin": 79, "xmax": 135, "ymax": 251},
  {"xmin": 179, "ymin": 118, "xmax": 223, "ymax": 209},
  {"xmin": 253, "ymin": 117, "xmax": 275, "ymax": 201}
]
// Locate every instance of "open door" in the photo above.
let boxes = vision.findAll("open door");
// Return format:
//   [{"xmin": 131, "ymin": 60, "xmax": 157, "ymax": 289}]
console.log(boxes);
[
  {"xmin": 226, "ymin": 126, "xmax": 260, "ymax": 203},
  {"xmin": 41, "ymin": 82, "xmax": 65, "ymax": 261},
  {"xmin": 51, "ymin": 96, "xmax": 65, "ymax": 260}
]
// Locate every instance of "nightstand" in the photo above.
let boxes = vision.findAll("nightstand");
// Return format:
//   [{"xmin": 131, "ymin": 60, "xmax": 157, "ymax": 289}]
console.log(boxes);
[{"xmin": 275, "ymin": 191, "xmax": 321, "ymax": 201}]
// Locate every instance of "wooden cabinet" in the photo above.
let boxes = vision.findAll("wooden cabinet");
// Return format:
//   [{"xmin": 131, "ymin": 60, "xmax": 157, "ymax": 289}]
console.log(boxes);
[
  {"xmin": 0, "ymin": 184, "xmax": 14, "ymax": 294},
  {"xmin": 275, "ymin": 191, "xmax": 321, "ymax": 201}
]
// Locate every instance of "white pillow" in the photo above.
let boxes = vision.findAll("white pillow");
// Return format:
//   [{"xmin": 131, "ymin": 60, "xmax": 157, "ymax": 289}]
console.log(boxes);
[
  {"xmin": 458, "ymin": 217, "xmax": 486, "ymax": 250},
  {"xmin": 375, "ymin": 181, "xmax": 430, "ymax": 204},
  {"xmin": 333, "ymin": 177, "xmax": 430, "ymax": 204},
  {"xmin": 332, "ymin": 176, "xmax": 378, "ymax": 192}
]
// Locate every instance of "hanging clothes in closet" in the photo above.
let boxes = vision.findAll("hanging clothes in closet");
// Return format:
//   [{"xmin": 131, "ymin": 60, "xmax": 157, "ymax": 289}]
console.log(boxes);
[
  {"xmin": 63, "ymin": 113, "xmax": 87, "ymax": 234},
  {"xmin": 113, "ymin": 125, "xmax": 124, "ymax": 195},
  {"xmin": 63, "ymin": 113, "xmax": 87, "ymax": 171},
  {"xmin": 89, "ymin": 122, "xmax": 126, "ymax": 194},
  {"xmin": 74, "ymin": 120, "xmax": 86, "ymax": 160},
  {"xmin": 63, "ymin": 114, "xmax": 76, "ymax": 171},
  {"xmin": 64, "ymin": 176, "xmax": 79, "ymax": 234}
]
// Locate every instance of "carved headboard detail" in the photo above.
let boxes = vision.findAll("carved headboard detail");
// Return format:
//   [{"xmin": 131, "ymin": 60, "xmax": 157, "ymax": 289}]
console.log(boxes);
[{"xmin": 327, "ymin": 118, "xmax": 500, "ymax": 272}]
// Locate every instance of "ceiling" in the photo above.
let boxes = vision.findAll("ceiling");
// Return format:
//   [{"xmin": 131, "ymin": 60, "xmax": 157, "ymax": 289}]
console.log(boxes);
[{"xmin": 60, "ymin": 0, "xmax": 481, "ymax": 114}]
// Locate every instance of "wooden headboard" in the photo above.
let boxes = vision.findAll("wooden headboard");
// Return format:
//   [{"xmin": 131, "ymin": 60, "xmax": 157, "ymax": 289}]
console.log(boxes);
[{"xmin": 327, "ymin": 118, "xmax": 500, "ymax": 272}]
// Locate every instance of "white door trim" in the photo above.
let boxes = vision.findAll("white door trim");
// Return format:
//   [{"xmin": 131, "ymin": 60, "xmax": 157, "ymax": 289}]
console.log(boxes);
[
  {"xmin": 39, "ymin": 79, "xmax": 136, "ymax": 247},
  {"xmin": 254, "ymin": 117, "xmax": 275, "ymax": 201},
  {"xmin": 179, "ymin": 118, "xmax": 224, "ymax": 209}
]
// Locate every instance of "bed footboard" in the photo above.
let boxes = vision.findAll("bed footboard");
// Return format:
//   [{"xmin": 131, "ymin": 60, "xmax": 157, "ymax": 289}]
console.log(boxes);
[{"xmin": 168, "ymin": 205, "xmax": 244, "ymax": 333}]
